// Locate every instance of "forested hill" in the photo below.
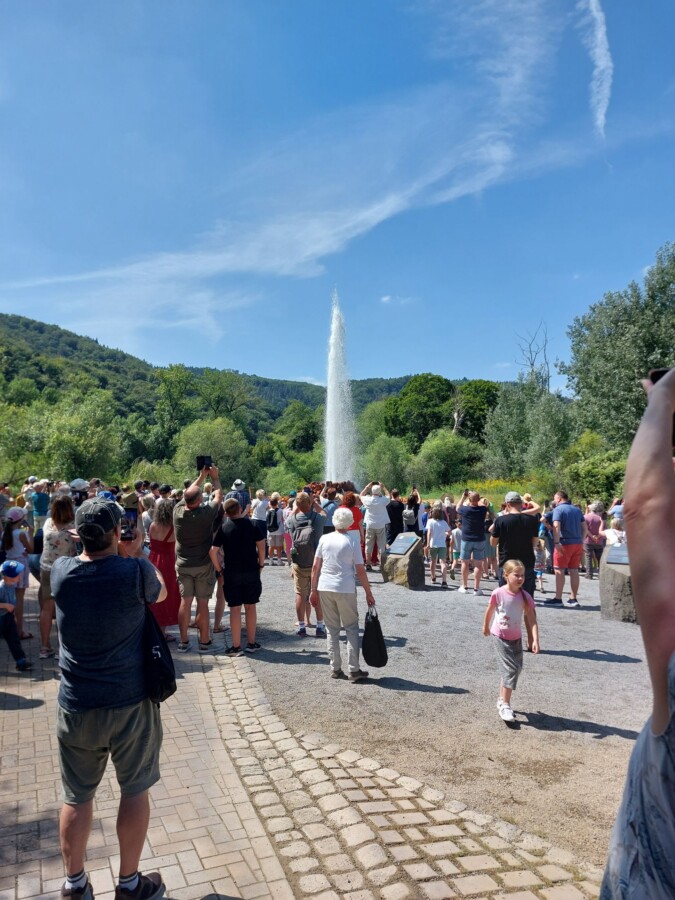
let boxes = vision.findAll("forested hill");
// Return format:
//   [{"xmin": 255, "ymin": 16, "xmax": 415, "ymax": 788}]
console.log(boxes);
[{"xmin": 0, "ymin": 313, "xmax": 411, "ymax": 415}]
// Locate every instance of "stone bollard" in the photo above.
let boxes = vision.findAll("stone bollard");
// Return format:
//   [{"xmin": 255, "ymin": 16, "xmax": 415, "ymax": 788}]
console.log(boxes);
[
  {"xmin": 381, "ymin": 539, "xmax": 426, "ymax": 589},
  {"xmin": 599, "ymin": 546, "xmax": 636, "ymax": 623}
]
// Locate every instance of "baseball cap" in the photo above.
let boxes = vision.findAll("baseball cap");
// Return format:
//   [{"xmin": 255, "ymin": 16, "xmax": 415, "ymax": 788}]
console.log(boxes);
[
  {"xmin": 70, "ymin": 478, "xmax": 90, "ymax": 491},
  {"xmin": 289, "ymin": 490, "xmax": 297, "ymax": 497},
  {"xmin": 96, "ymin": 490, "xmax": 116, "ymax": 501},
  {"xmin": 75, "ymin": 497, "xmax": 122, "ymax": 540},
  {"xmin": 505, "ymin": 491, "xmax": 523, "ymax": 504},
  {"xmin": 7, "ymin": 507, "xmax": 27, "ymax": 523},
  {"xmin": 1, "ymin": 560, "xmax": 25, "ymax": 577}
]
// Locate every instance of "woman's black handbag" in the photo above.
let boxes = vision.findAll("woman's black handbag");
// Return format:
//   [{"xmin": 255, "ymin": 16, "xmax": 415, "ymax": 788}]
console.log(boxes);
[
  {"xmin": 362, "ymin": 606, "xmax": 388, "ymax": 668},
  {"xmin": 138, "ymin": 561, "xmax": 177, "ymax": 704}
]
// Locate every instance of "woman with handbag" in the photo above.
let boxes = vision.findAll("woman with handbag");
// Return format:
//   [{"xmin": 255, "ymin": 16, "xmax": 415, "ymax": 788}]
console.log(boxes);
[{"xmin": 309, "ymin": 507, "xmax": 376, "ymax": 682}]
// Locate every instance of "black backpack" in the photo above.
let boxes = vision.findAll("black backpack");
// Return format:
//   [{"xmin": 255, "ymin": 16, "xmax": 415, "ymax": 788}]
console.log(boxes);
[{"xmin": 266, "ymin": 506, "xmax": 279, "ymax": 532}]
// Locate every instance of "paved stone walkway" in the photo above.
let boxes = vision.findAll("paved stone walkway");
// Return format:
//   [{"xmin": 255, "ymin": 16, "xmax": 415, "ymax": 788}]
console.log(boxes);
[{"xmin": 1, "ymin": 595, "xmax": 605, "ymax": 900}]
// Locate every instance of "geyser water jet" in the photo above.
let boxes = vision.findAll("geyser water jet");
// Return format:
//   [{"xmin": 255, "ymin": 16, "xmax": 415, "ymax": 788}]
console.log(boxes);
[{"xmin": 325, "ymin": 291, "xmax": 356, "ymax": 483}]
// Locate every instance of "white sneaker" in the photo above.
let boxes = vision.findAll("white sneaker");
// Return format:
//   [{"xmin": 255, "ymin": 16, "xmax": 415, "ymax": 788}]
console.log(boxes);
[
  {"xmin": 458, "ymin": 586, "xmax": 468, "ymax": 594},
  {"xmin": 474, "ymin": 589, "xmax": 484, "ymax": 597},
  {"xmin": 497, "ymin": 698, "xmax": 505, "ymax": 711},
  {"xmin": 499, "ymin": 703, "xmax": 515, "ymax": 722}
]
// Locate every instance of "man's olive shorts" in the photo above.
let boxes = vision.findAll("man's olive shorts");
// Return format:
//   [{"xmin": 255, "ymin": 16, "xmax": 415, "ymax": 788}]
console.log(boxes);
[{"xmin": 57, "ymin": 698, "xmax": 162, "ymax": 804}]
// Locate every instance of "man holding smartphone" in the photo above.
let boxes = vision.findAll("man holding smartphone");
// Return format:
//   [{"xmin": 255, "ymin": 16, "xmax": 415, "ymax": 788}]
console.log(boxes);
[{"xmin": 173, "ymin": 464, "xmax": 223, "ymax": 653}]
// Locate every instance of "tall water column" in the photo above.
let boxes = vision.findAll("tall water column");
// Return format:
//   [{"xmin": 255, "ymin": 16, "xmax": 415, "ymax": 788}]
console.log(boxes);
[{"xmin": 325, "ymin": 291, "xmax": 356, "ymax": 483}]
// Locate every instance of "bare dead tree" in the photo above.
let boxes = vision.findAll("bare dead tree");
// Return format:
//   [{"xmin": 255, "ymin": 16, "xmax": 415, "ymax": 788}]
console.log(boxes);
[{"xmin": 515, "ymin": 321, "xmax": 550, "ymax": 390}]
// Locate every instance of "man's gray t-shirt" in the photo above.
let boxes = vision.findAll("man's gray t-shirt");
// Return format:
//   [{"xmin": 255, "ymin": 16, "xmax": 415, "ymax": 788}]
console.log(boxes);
[
  {"xmin": 52, "ymin": 555, "xmax": 161, "ymax": 712},
  {"xmin": 287, "ymin": 510, "xmax": 325, "ymax": 563},
  {"xmin": 173, "ymin": 500, "xmax": 219, "ymax": 568}
]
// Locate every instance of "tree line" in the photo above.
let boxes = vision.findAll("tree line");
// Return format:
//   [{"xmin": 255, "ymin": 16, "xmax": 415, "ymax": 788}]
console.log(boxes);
[{"xmin": 0, "ymin": 241, "xmax": 673, "ymax": 500}]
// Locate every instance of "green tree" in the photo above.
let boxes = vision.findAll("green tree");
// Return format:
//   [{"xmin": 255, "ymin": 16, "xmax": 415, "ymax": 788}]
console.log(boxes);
[
  {"xmin": 360, "ymin": 434, "xmax": 411, "ymax": 489},
  {"xmin": 482, "ymin": 375, "xmax": 576, "ymax": 478},
  {"xmin": 357, "ymin": 400, "xmax": 388, "ymax": 449},
  {"xmin": 384, "ymin": 374, "xmax": 456, "ymax": 451},
  {"xmin": 5, "ymin": 377, "xmax": 39, "ymax": 406},
  {"xmin": 193, "ymin": 369, "xmax": 255, "ymax": 420},
  {"xmin": 273, "ymin": 401, "xmax": 320, "ymax": 453},
  {"xmin": 406, "ymin": 429, "xmax": 479, "ymax": 492},
  {"xmin": 453, "ymin": 380, "xmax": 501, "ymax": 441},
  {"xmin": 42, "ymin": 390, "xmax": 125, "ymax": 480},
  {"xmin": 559, "ymin": 241, "xmax": 675, "ymax": 446},
  {"xmin": 173, "ymin": 417, "xmax": 254, "ymax": 484}
]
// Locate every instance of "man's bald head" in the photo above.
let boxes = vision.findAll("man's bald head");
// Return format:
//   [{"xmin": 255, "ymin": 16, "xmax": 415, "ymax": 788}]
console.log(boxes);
[{"xmin": 184, "ymin": 485, "xmax": 202, "ymax": 507}]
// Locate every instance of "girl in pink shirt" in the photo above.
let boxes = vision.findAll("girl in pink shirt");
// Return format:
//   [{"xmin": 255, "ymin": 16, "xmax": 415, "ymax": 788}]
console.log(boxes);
[{"xmin": 482, "ymin": 559, "xmax": 540, "ymax": 723}]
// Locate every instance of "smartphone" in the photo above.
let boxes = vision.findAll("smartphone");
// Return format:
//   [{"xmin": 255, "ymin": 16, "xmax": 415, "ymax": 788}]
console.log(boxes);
[
  {"xmin": 121, "ymin": 508, "xmax": 137, "ymax": 542},
  {"xmin": 196, "ymin": 455, "xmax": 213, "ymax": 470},
  {"xmin": 649, "ymin": 368, "xmax": 675, "ymax": 446}
]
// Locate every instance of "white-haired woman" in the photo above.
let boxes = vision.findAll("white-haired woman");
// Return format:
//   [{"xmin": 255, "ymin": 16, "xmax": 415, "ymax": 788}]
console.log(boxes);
[{"xmin": 309, "ymin": 507, "xmax": 376, "ymax": 682}]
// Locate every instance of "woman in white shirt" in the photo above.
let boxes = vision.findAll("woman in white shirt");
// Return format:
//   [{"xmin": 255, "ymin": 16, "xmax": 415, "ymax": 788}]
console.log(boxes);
[{"xmin": 309, "ymin": 507, "xmax": 376, "ymax": 682}]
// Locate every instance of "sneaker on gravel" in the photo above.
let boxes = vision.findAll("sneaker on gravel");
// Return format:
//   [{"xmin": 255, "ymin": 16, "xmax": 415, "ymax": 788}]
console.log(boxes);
[
  {"xmin": 458, "ymin": 585, "xmax": 468, "ymax": 594},
  {"xmin": 348, "ymin": 669, "xmax": 369, "ymax": 682},
  {"xmin": 16, "ymin": 660, "xmax": 33, "ymax": 671},
  {"xmin": 176, "ymin": 642, "xmax": 190, "ymax": 653},
  {"xmin": 62, "ymin": 879, "xmax": 94, "ymax": 900},
  {"xmin": 331, "ymin": 669, "xmax": 347, "ymax": 679},
  {"xmin": 565, "ymin": 598, "xmax": 581, "ymax": 608},
  {"xmin": 40, "ymin": 647, "xmax": 56, "ymax": 659},
  {"xmin": 543, "ymin": 597, "xmax": 563, "ymax": 605},
  {"xmin": 244, "ymin": 642, "xmax": 261, "ymax": 653},
  {"xmin": 449, "ymin": 569, "xmax": 456, "ymax": 580},
  {"xmin": 114, "ymin": 872, "xmax": 165, "ymax": 900},
  {"xmin": 225, "ymin": 645, "xmax": 243, "ymax": 657},
  {"xmin": 315, "ymin": 624, "xmax": 327, "ymax": 638},
  {"xmin": 499, "ymin": 703, "xmax": 515, "ymax": 722},
  {"xmin": 474, "ymin": 588, "xmax": 484, "ymax": 597},
  {"xmin": 296, "ymin": 625, "xmax": 307, "ymax": 636}
]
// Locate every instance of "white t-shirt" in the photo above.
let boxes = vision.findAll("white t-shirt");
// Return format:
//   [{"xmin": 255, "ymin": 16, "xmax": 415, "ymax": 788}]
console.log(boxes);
[
  {"xmin": 251, "ymin": 498, "xmax": 270, "ymax": 521},
  {"xmin": 316, "ymin": 531, "xmax": 364, "ymax": 593},
  {"xmin": 426, "ymin": 518, "xmax": 451, "ymax": 548},
  {"xmin": 361, "ymin": 494, "xmax": 390, "ymax": 528}
]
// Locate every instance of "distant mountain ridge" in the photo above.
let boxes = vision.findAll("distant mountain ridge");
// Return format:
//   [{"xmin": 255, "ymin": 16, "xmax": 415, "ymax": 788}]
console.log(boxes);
[{"xmin": 0, "ymin": 314, "xmax": 412, "ymax": 415}]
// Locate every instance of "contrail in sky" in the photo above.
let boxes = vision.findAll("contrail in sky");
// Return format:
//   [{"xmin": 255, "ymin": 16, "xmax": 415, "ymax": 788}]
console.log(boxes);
[{"xmin": 578, "ymin": 0, "xmax": 613, "ymax": 137}]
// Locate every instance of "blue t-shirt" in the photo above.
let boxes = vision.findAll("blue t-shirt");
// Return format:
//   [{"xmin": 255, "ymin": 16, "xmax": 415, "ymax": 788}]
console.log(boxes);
[
  {"xmin": 552, "ymin": 502, "xmax": 585, "ymax": 545},
  {"xmin": 32, "ymin": 492, "xmax": 50, "ymax": 516},
  {"xmin": 52, "ymin": 555, "xmax": 161, "ymax": 712},
  {"xmin": 0, "ymin": 581, "xmax": 16, "ymax": 619},
  {"xmin": 225, "ymin": 489, "xmax": 251, "ymax": 511},
  {"xmin": 321, "ymin": 499, "xmax": 337, "ymax": 527},
  {"xmin": 458, "ymin": 504, "xmax": 488, "ymax": 542}
]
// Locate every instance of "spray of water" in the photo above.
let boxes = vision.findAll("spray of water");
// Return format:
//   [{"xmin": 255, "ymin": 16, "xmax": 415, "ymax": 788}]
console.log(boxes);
[{"xmin": 325, "ymin": 291, "xmax": 356, "ymax": 483}]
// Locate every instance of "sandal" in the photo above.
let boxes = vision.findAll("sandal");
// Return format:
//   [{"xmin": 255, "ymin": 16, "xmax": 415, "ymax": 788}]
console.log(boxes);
[
  {"xmin": 163, "ymin": 634, "xmax": 176, "ymax": 643},
  {"xmin": 20, "ymin": 631, "xmax": 34, "ymax": 640},
  {"xmin": 213, "ymin": 625, "xmax": 228, "ymax": 633}
]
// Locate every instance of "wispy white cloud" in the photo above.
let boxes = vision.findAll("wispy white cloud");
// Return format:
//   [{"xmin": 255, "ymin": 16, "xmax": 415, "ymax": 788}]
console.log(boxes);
[
  {"xmin": 0, "ymin": 1, "xmax": 603, "ymax": 350},
  {"xmin": 380, "ymin": 295, "xmax": 391, "ymax": 304},
  {"xmin": 494, "ymin": 362, "xmax": 513, "ymax": 369},
  {"xmin": 577, "ymin": 0, "xmax": 613, "ymax": 137},
  {"xmin": 379, "ymin": 294, "xmax": 418, "ymax": 307}
]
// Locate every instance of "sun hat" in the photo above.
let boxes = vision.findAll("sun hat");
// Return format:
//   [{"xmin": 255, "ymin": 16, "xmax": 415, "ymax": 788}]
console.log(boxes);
[
  {"xmin": 0, "ymin": 560, "xmax": 25, "ymax": 577},
  {"xmin": 70, "ymin": 478, "xmax": 90, "ymax": 491},
  {"xmin": 232, "ymin": 479, "xmax": 246, "ymax": 489},
  {"xmin": 505, "ymin": 491, "xmax": 523, "ymax": 504},
  {"xmin": 75, "ymin": 497, "xmax": 122, "ymax": 540},
  {"xmin": 6, "ymin": 507, "xmax": 26, "ymax": 523}
]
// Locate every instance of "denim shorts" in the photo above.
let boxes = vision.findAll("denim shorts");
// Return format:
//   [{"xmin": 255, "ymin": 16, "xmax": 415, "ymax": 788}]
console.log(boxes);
[
  {"xmin": 460, "ymin": 540, "xmax": 486, "ymax": 561},
  {"xmin": 57, "ymin": 699, "xmax": 162, "ymax": 804}
]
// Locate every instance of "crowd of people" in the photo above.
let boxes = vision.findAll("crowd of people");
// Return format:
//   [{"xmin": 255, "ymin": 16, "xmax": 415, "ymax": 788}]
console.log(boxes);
[{"xmin": 0, "ymin": 362, "xmax": 670, "ymax": 900}]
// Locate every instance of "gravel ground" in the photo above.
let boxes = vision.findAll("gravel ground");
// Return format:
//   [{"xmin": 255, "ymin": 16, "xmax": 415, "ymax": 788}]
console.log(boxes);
[{"xmin": 238, "ymin": 560, "xmax": 649, "ymax": 869}]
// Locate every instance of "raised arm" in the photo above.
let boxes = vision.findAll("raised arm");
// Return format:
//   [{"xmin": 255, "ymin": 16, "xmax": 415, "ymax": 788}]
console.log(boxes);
[
  {"xmin": 624, "ymin": 370, "xmax": 675, "ymax": 733},
  {"xmin": 209, "ymin": 465, "xmax": 223, "ymax": 505}
]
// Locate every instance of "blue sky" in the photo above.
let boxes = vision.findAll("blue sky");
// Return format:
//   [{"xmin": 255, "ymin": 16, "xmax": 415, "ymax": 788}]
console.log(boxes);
[{"xmin": 0, "ymin": 1, "xmax": 673, "ymax": 390}]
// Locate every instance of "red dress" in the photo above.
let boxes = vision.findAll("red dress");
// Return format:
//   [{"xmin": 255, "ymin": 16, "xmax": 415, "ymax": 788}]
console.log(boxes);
[{"xmin": 148, "ymin": 525, "xmax": 181, "ymax": 628}]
